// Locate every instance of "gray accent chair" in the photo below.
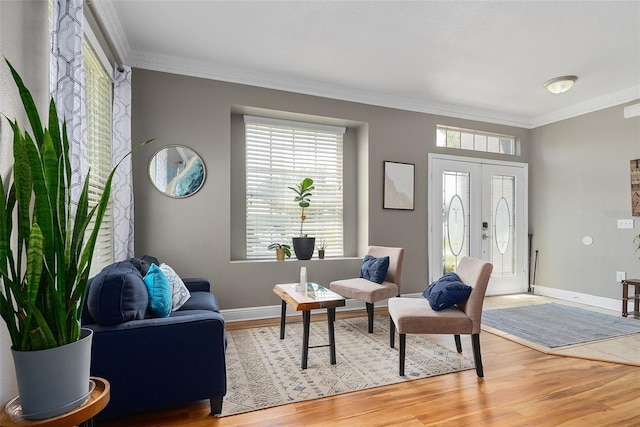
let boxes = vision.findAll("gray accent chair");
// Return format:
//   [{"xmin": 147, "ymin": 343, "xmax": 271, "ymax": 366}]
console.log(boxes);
[
  {"xmin": 330, "ymin": 246, "xmax": 405, "ymax": 333},
  {"xmin": 388, "ymin": 256, "xmax": 493, "ymax": 377}
]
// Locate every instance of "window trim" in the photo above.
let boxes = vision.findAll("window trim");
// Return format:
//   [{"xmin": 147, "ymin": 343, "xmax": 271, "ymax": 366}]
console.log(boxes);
[
  {"xmin": 437, "ymin": 125, "xmax": 519, "ymax": 156},
  {"xmin": 244, "ymin": 115, "xmax": 346, "ymax": 259}
]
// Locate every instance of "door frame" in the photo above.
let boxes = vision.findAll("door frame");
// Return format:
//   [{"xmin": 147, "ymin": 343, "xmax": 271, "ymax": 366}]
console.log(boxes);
[{"xmin": 428, "ymin": 153, "xmax": 529, "ymax": 294}]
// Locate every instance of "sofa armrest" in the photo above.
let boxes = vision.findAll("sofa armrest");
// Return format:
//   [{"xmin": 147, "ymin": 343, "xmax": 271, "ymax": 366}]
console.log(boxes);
[
  {"xmin": 183, "ymin": 277, "xmax": 210, "ymax": 293},
  {"xmin": 86, "ymin": 310, "xmax": 226, "ymax": 419}
]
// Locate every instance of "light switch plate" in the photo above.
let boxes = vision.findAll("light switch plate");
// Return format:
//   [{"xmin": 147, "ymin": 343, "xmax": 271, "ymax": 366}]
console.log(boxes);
[
  {"xmin": 617, "ymin": 271, "xmax": 626, "ymax": 282},
  {"xmin": 618, "ymin": 219, "xmax": 634, "ymax": 229}
]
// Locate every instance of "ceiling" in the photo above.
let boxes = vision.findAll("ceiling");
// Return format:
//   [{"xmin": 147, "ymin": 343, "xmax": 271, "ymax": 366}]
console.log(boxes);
[{"xmin": 92, "ymin": 1, "xmax": 640, "ymax": 128}]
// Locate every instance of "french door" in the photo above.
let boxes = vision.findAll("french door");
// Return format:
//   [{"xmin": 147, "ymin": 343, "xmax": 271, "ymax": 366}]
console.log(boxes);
[{"xmin": 428, "ymin": 154, "xmax": 528, "ymax": 295}]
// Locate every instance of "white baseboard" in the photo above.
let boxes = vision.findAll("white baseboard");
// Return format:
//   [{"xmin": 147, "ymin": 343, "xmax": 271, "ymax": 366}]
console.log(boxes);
[
  {"xmin": 532, "ymin": 285, "xmax": 622, "ymax": 312},
  {"xmin": 221, "ymin": 288, "xmax": 625, "ymax": 322}
]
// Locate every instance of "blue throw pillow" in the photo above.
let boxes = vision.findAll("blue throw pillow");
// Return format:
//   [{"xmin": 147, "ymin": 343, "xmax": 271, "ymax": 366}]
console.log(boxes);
[
  {"xmin": 422, "ymin": 272, "xmax": 472, "ymax": 311},
  {"xmin": 86, "ymin": 261, "xmax": 148, "ymax": 326},
  {"xmin": 144, "ymin": 264, "xmax": 172, "ymax": 318},
  {"xmin": 359, "ymin": 255, "xmax": 390, "ymax": 284}
]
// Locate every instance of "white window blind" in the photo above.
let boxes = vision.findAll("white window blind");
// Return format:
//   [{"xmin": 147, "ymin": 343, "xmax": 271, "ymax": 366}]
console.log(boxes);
[
  {"xmin": 83, "ymin": 36, "xmax": 114, "ymax": 276},
  {"xmin": 245, "ymin": 115, "xmax": 345, "ymax": 259}
]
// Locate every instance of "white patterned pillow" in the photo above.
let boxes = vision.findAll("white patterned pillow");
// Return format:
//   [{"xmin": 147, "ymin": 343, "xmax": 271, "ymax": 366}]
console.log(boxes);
[{"xmin": 159, "ymin": 263, "xmax": 191, "ymax": 311}]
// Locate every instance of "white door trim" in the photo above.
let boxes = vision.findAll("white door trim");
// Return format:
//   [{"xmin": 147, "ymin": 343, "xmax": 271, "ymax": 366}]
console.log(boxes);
[{"xmin": 428, "ymin": 153, "xmax": 529, "ymax": 294}]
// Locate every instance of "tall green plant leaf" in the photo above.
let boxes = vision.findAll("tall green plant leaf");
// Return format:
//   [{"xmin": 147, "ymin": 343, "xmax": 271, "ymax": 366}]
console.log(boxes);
[{"xmin": 6, "ymin": 60, "xmax": 44, "ymax": 145}]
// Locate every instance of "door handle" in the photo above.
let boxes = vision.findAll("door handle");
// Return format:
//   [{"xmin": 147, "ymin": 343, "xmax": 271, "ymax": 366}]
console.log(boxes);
[{"xmin": 482, "ymin": 233, "xmax": 492, "ymax": 240}]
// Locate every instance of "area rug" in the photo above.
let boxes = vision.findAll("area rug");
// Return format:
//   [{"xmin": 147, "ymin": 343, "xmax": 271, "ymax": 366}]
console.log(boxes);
[
  {"xmin": 482, "ymin": 303, "xmax": 640, "ymax": 348},
  {"xmin": 221, "ymin": 315, "xmax": 474, "ymax": 416}
]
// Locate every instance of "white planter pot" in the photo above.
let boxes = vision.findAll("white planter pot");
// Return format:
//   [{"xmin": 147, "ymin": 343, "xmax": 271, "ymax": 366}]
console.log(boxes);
[{"xmin": 11, "ymin": 328, "xmax": 93, "ymax": 420}]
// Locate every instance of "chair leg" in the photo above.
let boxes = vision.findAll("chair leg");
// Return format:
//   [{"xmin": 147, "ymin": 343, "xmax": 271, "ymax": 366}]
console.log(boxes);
[
  {"xmin": 399, "ymin": 333, "xmax": 406, "ymax": 376},
  {"xmin": 454, "ymin": 334, "xmax": 462, "ymax": 352},
  {"xmin": 471, "ymin": 334, "xmax": 484, "ymax": 378},
  {"xmin": 366, "ymin": 302, "xmax": 374, "ymax": 333},
  {"xmin": 389, "ymin": 317, "xmax": 395, "ymax": 348}
]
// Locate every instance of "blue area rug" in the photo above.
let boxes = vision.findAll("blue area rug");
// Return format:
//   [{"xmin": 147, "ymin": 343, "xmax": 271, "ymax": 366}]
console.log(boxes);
[{"xmin": 482, "ymin": 303, "xmax": 640, "ymax": 348}]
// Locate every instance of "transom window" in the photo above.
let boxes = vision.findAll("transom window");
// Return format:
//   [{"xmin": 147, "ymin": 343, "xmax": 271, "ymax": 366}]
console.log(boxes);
[
  {"xmin": 244, "ymin": 115, "xmax": 345, "ymax": 259},
  {"xmin": 437, "ymin": 125, "xmax": 517, "ymax": 155}
]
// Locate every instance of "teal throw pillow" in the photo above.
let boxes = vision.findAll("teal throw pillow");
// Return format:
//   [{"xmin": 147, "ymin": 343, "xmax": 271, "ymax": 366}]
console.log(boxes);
[
  {"xmin": 360, "ymin": 255, "xmax": 390, "ymax": 284},
  {"xmin": 144, "ymin": 263, "xmax": 172, "ymax": 318}
]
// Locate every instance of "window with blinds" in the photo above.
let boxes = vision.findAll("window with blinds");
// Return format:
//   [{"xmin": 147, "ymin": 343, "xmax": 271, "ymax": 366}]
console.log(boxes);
[
  {"xmin": 244, "ymin": 115, "xmax": 345, "ymax": 259},
  {"xmin": 83, "ymin": 36, "xmax": 114, "ymax": 276}
]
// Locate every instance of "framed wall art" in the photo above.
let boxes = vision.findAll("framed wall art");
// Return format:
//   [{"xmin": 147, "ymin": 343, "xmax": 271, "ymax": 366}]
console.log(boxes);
[
  {"xmin": 631, "ymin": 159, "xmax": 640, "ymax": 216},
  {"xmin": 383, "ymin": 161, "xmax": 415, "ymax": 210}
]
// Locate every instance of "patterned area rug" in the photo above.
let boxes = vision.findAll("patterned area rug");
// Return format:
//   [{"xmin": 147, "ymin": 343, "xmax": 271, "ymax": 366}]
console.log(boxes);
[
  {"xmin": 482, "ymin": 303, "xmax": 640, "ymax": 348},
  {"xmin": 221, "ymin": 315, "xmax": 474, "ymax": 416}
]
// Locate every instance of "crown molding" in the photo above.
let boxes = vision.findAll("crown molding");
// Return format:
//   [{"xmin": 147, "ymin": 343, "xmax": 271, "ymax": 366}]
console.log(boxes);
[
  {"xmin": 530, "ymin": 86, "xmax": 640, "ymax": 128},
  {"xmin": 125, "ymin": 50, "xmax": 640, "ymax": 129},
  {"xmin": 127, "ymin": 50, "xmax": 534, "ymax": 128}
]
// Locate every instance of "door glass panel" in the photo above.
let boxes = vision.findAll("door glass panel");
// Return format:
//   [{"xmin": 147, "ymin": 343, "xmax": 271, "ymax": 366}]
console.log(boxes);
[
  {"xmin": 443, "ymin": 171, "xmax": 470, "ymax": 274},
  {"xmin": 495, "ymin": 197, "xmax": 510, "ymax": 254},
  {"xmin": 491, "ymin": 175, "xmax": 515, "ymax": 276}
]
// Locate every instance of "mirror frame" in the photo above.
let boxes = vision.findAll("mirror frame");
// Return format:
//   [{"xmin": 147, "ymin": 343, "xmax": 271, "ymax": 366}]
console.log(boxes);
[{"xmin": 148, "ymin": 145, "xmax": 206, "ymax": 198}]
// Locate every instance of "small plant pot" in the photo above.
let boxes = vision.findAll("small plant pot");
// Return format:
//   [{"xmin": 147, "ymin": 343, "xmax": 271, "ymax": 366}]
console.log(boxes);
[
  {"xmin": 276, "ymin": 248, "xmax": 285, "ymax": 261},
  {"xmin": 318, "ymin": 249, "xmax": 325, "ymax": 259}
]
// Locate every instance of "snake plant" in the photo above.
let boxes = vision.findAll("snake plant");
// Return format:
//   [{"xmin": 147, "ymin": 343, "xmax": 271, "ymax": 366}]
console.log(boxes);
[{"xmin": 0, "ymin": 59, "xmax": 149, "ymax": 351}]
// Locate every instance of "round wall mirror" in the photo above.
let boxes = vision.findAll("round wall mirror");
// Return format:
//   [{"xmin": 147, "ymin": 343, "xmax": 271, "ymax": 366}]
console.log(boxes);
[{"xmin": 148, "ymin": 145, "xmax": 206, "ymax": 198}]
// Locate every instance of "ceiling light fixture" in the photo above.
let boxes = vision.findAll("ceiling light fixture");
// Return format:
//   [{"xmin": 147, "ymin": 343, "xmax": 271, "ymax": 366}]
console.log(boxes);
[{"xmin": 544, "ymin": 75, "xmax": 578, "ymax": 94}]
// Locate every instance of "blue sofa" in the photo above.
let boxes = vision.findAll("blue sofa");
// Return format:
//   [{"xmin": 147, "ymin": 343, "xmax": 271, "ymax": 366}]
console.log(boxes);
[{"xmin": 81, "ymin": 257, "xmax": 226, "ymax": 419}]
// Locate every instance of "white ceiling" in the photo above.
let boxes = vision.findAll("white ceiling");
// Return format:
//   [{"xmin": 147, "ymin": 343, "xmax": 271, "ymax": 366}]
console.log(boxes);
[{"xmin": 93, "ymin": 0, "xmax": 640, "ymax": 128}]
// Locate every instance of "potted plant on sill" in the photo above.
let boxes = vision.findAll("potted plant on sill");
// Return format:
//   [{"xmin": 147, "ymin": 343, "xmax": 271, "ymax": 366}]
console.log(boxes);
[
  {"xmin": 0, "ymin": 60, "xmax": 149, "ymax": 420},
  {"xmin": 317, "ymin": 239, "xmax": 327, "ymax": 259},
  {"xmin": 289, "ymin": 177, "xmax": 315, "ymax": 260},
  {"xmin": 268, "ymin": 243, "xmax": 291, "ymax": 261}
]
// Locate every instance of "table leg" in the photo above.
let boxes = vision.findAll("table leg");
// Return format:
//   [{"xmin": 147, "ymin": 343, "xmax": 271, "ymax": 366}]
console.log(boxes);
[
  {"xmin": 327, "ymin": 307, "xmax": 337, "ymax": 365},
  {"xmin": 280, "ymin": 300, "xmax": 287, "ymax": 339},
  {"xmin": 635, "ymin": 285, "xmax": 640, "ymax": 315},
  {"xmin": 623, "ymin": 283, "xmax": 629, "ymax": 317},
  {"xmin": 302, "ymin": 310, "xmax": 311, "ymax": 369}
]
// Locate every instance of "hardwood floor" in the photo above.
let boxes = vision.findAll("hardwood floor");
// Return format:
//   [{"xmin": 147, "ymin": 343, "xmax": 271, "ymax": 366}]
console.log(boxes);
[{"xmin": 97, "ymin": 302, "xmax": 640, "ymax": 427}]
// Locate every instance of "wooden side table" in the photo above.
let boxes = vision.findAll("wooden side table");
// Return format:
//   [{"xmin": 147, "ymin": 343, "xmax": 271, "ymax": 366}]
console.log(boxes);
[
  {"xmin": 621, "ymin": 279, "xmax": 640, "ymax": 318},
  {"xmin": 0, "ymin": 377, "xmax": 110, "ymax": 427},
  {"xmin": 273, "ymin": 282, "xmax": 346, "ymax": 369}
]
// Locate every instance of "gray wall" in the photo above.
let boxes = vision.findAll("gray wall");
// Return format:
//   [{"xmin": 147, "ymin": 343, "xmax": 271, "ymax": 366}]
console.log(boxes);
[
  {"xmin": 131, "ymin": 69, "xmax": 530, "ymax": 310},
  {"xmin": 0, "ymin": 0, "xmax": 50, "ymax": 406},
  {"xmin": 529, "ymin": 102, "xmax": 640, "ymax": 300}
]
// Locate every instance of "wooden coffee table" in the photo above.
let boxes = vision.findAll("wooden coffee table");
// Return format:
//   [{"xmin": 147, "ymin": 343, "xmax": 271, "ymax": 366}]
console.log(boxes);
[{"xmin": 273, "ymin": 282, "xmax": 346, "ymax": 369}]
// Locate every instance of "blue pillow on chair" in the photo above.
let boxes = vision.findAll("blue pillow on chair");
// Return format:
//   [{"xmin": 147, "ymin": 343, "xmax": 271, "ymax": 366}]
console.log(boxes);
[
  {"xmin": 144, "ymin": 264, "xmax": 172, "ymax": 318},
  {"xmin": 422, "ymin": 272, "xmax": 472, "ymax": 311},
  {"xmin": 360, "ymin": 255, "xmax": 390, "ymax": 284}
]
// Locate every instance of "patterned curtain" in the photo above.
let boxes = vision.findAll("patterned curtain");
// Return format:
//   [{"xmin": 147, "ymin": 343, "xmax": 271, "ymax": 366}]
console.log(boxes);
[
  {"xmin": 112, "ymin": 65, "xmax": 134, "ymax": 260},
  {"xmin": 50, "ymin": 0, "xmax": 86, "ymax": 206}
]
